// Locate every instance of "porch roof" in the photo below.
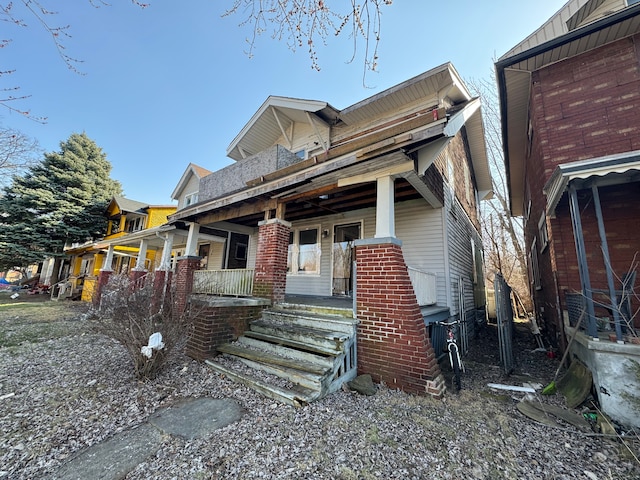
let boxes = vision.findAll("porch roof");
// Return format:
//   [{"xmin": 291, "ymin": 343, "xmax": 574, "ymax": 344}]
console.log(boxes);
[{"xmin": 543, "ymin": 149, "xmax": 640, "ymax": 217}]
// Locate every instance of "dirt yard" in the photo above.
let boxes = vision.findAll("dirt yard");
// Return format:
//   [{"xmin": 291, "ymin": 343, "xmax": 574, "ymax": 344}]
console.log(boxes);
[{"xmin": 1, "ymin": 298, "xmax": 639, "ymax": 479}]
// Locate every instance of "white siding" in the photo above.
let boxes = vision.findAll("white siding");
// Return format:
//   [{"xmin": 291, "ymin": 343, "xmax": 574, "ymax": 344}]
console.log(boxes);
[
  {"xmin": 209, "ymin": 242, "xmax": 226, "ymax": 270},
  {"xmin": 395, "ymin": 199, "xmax": 447, "ymax": 307},
  {"xmin": 247, "ymin": 232, "xmax": 258, "ymax": 269},
  {"xmin": 285, "ymin": 207, "xmax": 376, "ymax": 296},
  {"xmin": 178, "ymin": 174, "xmax": 200, "ymax": 209},
  {"xmin": 444, "ymin": 189, "xmax": 481, "ymax": 316}
]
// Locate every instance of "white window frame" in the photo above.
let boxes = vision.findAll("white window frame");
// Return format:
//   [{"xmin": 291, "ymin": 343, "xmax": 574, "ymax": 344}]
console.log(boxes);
[
  {"xmin": 184, "ymin": 192, "xmax": 198, "ymax": 208},
  {"xmin": 538, "ymin": 212, "xmax": 549, "ymax": 252},
  {"xmin": 287, "ymin": 226, "xmax": 321, "ymax": 275},
  {"xmin": 530, "ymin": 237, "xmax": 541, "ymax": 290}
]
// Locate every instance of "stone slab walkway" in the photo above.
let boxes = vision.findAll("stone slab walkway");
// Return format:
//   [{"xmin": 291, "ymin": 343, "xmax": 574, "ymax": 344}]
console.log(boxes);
[{"xmin": 54, "ymin": 397, "xmax": 243, "ymax": 480}]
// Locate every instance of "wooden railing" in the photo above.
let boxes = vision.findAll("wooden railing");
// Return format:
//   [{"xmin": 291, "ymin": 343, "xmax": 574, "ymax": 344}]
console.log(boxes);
[
  {"xmin": 192, "ymin": 269, "xmax": 255, "ymax": 297},
  {"xmin": 407, "ymin": 267, "xmax": 437, "ymax": 306}
]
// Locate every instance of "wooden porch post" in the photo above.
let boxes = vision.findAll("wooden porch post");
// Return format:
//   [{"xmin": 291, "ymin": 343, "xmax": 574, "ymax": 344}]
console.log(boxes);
[{"xmin": 375, "ymin": 175, "xmax": 395, "ymax": 238}]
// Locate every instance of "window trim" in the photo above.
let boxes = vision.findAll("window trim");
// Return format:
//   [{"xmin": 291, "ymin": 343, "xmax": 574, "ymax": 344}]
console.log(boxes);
[{"xmin": 288, "ymin": 226, "xmax": 321, "ymax": 275}]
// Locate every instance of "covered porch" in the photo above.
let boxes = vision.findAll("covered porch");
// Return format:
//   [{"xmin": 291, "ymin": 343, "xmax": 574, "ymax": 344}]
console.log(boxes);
[{"xmin": 543, "ymin": 151, "xmax": 640, "ymax": 428}]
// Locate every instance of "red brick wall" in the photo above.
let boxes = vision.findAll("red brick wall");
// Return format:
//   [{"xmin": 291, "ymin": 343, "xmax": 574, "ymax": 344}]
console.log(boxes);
[
  {"xmin": 186, "ymin": 302, "xmax": 264, "ymax": 361},
  {"xmin": 253, "ymin": 219, "xmax": 290, "ymax": 303},
  {"xmin": 525, "ymin": 35, "xmax": 640, "ymax": 339},
  {"xmin": 355, "ymin": 239, "xmax": 445, "ymax": 397}
]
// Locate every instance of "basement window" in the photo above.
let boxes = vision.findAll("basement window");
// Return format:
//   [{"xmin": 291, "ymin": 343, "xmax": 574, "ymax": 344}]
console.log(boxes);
[{"xmin": 288, "ymin": 227, "xmax": 320, "ymax": 274}]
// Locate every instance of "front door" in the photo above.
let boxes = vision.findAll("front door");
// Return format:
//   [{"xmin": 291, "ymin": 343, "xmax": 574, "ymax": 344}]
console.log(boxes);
[{"xmin": 332, "ymin": 223, "xmax": 361, "ymax": 297}]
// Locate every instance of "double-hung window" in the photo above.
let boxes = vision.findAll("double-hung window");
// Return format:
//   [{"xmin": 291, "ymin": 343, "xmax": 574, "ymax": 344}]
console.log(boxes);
[{"xmin": 288, "ymin": 227, "xmax": 320, "ymax": 274}]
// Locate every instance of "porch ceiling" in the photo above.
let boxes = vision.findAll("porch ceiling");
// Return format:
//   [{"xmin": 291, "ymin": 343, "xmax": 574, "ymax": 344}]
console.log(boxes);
[{"xmin": 197, "ymin": 178, "xmax": 423, "ymax": 229}]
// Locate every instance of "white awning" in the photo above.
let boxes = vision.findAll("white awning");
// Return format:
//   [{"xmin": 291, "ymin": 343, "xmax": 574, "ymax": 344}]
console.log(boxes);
[{"xmin": 543, "ymin": 150, "xmax": 640, "ymax": 217}]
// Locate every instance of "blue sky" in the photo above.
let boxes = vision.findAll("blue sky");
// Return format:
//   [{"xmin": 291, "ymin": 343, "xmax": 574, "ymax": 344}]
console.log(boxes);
[{"xmin": 2, "ymin": 1, "xmax": 564, "ymax": 205}]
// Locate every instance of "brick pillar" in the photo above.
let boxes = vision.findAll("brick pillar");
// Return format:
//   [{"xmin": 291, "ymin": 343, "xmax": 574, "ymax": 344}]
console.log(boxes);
[
  {"xmin": 129, "ymin": 269, "xmax": 147, "ymax": 289},
  {"xmin": 93, "ymin": 270, "xmax": 113, "ymax": 306},
  {"xmin": 174, "ymin": 256, "xmax": 200, "ymax": 319},
  {"xmin": 187, "ymin": 302, "xmax": 265, "ymax": 361},
  {"xmin": 253, "ymin": 218, "xmax": 290, "ymax": 304},
  {"xmin": 152, "ymin": 269, "xmax": 173, "ymax": 315},
  {"xmin": 354, "ymin": 237, "xmax": 445, "ymax": 397}
]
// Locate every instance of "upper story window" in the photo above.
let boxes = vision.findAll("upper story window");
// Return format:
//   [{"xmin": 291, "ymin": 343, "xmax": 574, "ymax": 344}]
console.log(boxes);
[
  {"xmin": 125, "ymin": 216, "xmax": 145, "ymax": 233},
  {"xmin": 184, "ymin": 192, "xmax": 198, "ymax": 208}
]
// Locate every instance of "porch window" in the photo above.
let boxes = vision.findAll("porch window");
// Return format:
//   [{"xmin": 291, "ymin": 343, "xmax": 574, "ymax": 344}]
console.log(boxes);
[{"xmin": 287, "ymin": 227, "xmax": 320, "ymax": 274}]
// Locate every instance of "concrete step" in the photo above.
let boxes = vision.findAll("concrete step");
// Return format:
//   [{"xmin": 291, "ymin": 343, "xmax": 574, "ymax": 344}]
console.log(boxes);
[{"xmin": 204, "ymin": 360, "xmax": 320, "ymax": 407}]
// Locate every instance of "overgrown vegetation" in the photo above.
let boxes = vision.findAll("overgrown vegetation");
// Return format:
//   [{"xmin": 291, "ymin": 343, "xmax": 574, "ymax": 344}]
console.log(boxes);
[{"xmin": 89, "ymin": 273, "xmax": 193, "ymax": 380}]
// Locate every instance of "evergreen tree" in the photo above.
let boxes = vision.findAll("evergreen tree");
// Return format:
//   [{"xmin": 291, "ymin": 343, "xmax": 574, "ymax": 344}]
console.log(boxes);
[{"xmin": 0, "ymin": 132, "xmax": 122, "ymax": 273}]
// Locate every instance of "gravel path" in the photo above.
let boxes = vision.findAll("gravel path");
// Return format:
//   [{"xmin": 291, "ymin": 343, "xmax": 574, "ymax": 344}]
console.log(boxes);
[{"xmin": 1, "ymin": 301, "xmax": 639, "ymax": 479}]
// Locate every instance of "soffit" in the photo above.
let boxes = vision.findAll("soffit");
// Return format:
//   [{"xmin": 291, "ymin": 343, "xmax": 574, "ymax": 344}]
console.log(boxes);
[
  {"xmin": 226, "ymin": 96, "xmax": 340, "ymax": 161},
  {"xmin": 339, "ymin": 63, "xmax": 471, "ymax": 126}
]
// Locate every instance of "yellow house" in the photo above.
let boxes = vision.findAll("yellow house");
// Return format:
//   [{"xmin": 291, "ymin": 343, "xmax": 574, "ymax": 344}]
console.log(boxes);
[{"xmin": 62, "ymin": 196, "xmax": 177, "ymax": 302}]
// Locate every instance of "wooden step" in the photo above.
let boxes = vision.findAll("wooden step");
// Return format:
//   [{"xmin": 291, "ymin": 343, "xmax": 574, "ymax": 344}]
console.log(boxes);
[
  {"xmin": 263, "ymin": 308, "xmax": 357, "ymax": 333},
  {"xmin": 217, "ymin": 343, "xmax": 331, "ymax": 376},
  {"xmin": 249, "ymin": 319, "xmax": 349, "ymax": 352},
  {"xmin": 242, "ymin": 331, "xmax": 341, "ymax": 357},
  {"xmin": 233, "ymin": 356, "xmax": 326, "ymax": 390},
  {"xmin": 204, "ymin": 359, "xmax": 320, "ymax": 407},
  {"xmin": 236, "ymin": 336, "xmax": 335, "ymax": 368}
]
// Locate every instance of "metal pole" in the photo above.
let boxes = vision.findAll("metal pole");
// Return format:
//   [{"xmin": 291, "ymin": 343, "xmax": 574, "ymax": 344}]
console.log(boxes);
[
  {"xmin": 591, "ymin": 184, "xmax": 623, "ymax": 342},
  {"xmin": 568, "ymin": 184, "xmax": 598, "ymax": 339}
]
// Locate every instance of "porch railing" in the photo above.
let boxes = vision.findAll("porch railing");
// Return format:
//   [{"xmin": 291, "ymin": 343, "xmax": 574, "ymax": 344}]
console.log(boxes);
[
  {"xmin": 192, "ymin": 269, "xmax": 255, "ymax": 297},
  {"xmin": 407, "ymin": 267, "xmax": 437, "ymax": 306}
]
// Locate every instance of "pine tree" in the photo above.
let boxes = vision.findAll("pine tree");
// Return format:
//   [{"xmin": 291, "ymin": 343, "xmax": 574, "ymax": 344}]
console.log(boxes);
[{"xmin": 0, "ymin": 132, "xmax": 122, "ymax": 273}]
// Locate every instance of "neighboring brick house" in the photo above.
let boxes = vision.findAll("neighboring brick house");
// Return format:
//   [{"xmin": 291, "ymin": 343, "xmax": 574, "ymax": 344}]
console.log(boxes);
[
  {"xmin": 496, "ymin": 0, "xmax": 640, "ymax": 427},
  {"xmin": 168, "ymin": 63, "xmax": 493, "ymax": 401}
]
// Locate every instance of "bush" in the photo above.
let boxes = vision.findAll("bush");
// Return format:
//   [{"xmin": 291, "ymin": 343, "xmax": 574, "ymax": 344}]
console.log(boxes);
[{"xmin": 89, "ymin": 273, "xmax": 192, "ymax": 380}]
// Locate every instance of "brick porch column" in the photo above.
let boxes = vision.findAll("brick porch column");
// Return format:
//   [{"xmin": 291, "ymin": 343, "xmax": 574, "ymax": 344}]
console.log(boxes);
[
  {"xmin": 354, "ymin": 237, "xmax": 445, "ymax": 397},
  {"xmin": 174, "ymin": 256, "xmax": 200, "ymax": 319},
  {"xmin": 129, "ymin": 269, "xmax": 147, "ymax": 289},
  {"xmin": 94, "ymin": 270, "xmax": 113, "ymax": 306},
  {"xmin": 151, "ymin": 269, "xmax": 173, "ymax": 315},
  {"xmin": 253, "ymin": 218, "xmax": 290, "ymax": 304}
]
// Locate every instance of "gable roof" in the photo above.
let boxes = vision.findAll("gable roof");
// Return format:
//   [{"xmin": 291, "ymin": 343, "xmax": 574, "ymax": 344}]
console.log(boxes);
[
  {"xmin": 171, "ymin": 163, "xmax": 213, "ymax": 200},
  {"xmin": 107, "ymin": 195, "xmax": 149, "ymax": 215},
  {"xmin": 495, "ymin": 2, "xmax": 640, "ymax": 215},
  {"xmin": 226, "ymin": 97, "xmax": 340, "ymax": 161}
]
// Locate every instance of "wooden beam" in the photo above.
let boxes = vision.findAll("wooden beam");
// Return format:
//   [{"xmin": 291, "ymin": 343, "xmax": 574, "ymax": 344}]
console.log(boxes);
[
  {"xmin": 197, "ymin": 198, "xmax": 277, "ymax": 225},
  {"xmin": 338, "ymin": 160, "xmax": 414, "ymax": 188},
  {"xmin": 279, "ymin": 183, "xmax": 339, "ymax": 202}
]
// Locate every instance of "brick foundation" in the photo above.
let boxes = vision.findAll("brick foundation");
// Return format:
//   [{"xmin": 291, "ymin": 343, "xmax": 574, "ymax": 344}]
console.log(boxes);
[
  {"xmin": 354, "ymin": 238, "xmax": 444, "ymax": 397},
  {"xmin": 253, "ymin": 218, "xmax": 290, "ymax": 304},
  {"xmin": 186, "ymin": 301, "xmax": 265, "ymax": 361}
]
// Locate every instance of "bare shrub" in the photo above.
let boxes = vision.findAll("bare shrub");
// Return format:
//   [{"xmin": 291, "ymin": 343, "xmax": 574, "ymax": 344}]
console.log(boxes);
[{"xmin": 89, "ymin": 273, "xmax": 192, "ymax": 380}]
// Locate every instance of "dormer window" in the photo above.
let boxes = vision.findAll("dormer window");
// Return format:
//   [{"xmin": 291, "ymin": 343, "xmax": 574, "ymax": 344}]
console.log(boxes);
[{"xmin": 185, "ymin": 192, "xmax": 198, "ymax": 207}]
